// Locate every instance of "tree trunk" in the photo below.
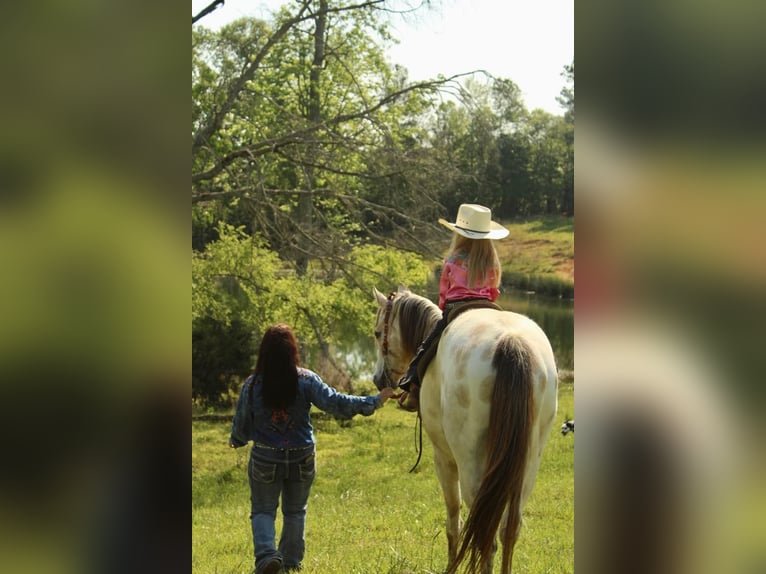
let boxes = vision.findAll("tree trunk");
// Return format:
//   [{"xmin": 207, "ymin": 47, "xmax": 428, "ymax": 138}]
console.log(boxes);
[{"xmin": 296, "ymin": 0, "xmax": 327, "ymax": 275}]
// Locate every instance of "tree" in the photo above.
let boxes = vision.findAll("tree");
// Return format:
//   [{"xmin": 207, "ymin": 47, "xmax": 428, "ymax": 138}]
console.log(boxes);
[
  {"xmin": 191, "ymin": 223, "xmax": 432, "ymax": 404},
  {"xmin": 525, "ymin": 110, "xmax": 568, "ymax": 214},
  {"xmin": 192, "ymin": 1, "xmax": 472, "ymax": 263},
  {"xmin": 557, "ymin": 61, "xmax": 574, "ymax": 123},
  {"xmin": 557, "ymin": 61, "xmax": 574, "ymax": 214}
]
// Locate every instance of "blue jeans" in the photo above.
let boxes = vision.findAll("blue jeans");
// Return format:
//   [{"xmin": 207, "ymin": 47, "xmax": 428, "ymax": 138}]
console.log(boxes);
[{"xmin": 249, "ymin": 443, "xmax": 315, "ymax": 572}]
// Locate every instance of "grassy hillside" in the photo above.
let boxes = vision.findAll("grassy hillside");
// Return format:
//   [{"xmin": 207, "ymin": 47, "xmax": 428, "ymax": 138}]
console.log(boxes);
[
  {"xmin": 192, "ymin": 382, "xmax": 574, "ymax": 573},
  {"xmin": 496, "ymin": 216, "xmax": 574, "ymax": 297}
]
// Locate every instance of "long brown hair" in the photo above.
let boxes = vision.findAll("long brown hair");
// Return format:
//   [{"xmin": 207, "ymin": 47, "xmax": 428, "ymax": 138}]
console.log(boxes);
[
  {"xmin": 254, "ymin": 323, "xmax": 299, "ymax": 409},
  {"xmin": 448, "ymin": 234, "xmax": 502, "ymax": 288}
]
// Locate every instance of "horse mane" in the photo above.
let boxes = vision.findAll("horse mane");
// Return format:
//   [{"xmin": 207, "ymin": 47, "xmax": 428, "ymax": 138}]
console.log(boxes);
[{"xmin": 394, "ymin": 291, "xmax": 441, "ymax": 356}]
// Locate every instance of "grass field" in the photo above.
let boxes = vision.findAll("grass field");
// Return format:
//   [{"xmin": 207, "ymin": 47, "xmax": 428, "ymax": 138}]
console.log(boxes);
[
  {"xmin": 192, "ymin": 382, "xmax": 573, "ymax": 574},
  {"xmin": 497, "ymin": 216, "xmax": 574, "ymax": 280},
  {"xmin": 495, "ymin": 216, "xmax": 574, "ymax": 298}
]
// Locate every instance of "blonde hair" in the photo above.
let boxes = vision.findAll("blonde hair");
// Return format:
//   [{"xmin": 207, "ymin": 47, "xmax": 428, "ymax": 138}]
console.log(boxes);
[{"xmin": 448, "ymin": 234, "xmax": 502, "ymax": 288}]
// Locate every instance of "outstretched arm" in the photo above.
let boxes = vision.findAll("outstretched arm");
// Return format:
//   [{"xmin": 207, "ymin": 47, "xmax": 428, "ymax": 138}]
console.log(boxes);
[{"xmin": 305, "ymin": 371, "xmax": 392, "ymax": 418}]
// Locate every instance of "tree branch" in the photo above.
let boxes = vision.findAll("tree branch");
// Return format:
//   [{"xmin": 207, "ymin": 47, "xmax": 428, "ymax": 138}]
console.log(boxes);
[
  {"xmin": 192, "ymin": 71, "xmax": 479, "ymax": 183},
  {"xmin": 192, "ymin": 0, "xmax": 390, "ymax": 154},
  {"xmin": 193, "ymin": 0, "xmax": 312, "ymax": 153},
  {"xmin": 192, "ymin": 186, "xmax": 341, "ymax": 204},
  {"xmin": 193, "ymin": 0, "xmax": 225, "ymax": 25}
]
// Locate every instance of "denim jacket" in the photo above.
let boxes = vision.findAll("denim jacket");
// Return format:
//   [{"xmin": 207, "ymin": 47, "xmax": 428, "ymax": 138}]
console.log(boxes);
[{"xmin": 229, "ymin": 368, "xmax": 382, "ymax": 449}]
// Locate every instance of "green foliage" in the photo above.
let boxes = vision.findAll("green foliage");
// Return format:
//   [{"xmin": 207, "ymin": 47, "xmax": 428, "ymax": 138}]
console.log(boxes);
[
  {"xmin": 192, "ymin": 223, "xmax": 282, "ymax": 327},
  {"xmin": 423, "ymin": 76, "xmax": 573, "ymax": 219},
  {"xmin": 192, "ymin": 10, "xmax": 574, "ymax": 313},
  {"xmin": 557, "ymin": 60, "xmax": 575, "ymax": 123},
  {"xmin": 192, "ymin": 223, "xmax": 284, "ymax": 404},
  {"xmin": 344, "ymin": 244, "xmax": 432, "ymax": 292},
  {"xmin": 192, "ymin": 225, "xmax": 433, "ymax": 406},
  {"xmin": 192, "ymin": 316, "xmax": 253, "ymax": 405}
]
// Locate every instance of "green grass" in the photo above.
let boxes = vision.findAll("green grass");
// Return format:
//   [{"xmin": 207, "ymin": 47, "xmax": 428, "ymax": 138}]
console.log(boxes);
[
  {"xmin": 192, "ymin": 382, "xmax": 573, "ymax": 573},
  {"xmin": 495, "ymin": 216, "xmax": 574, "ymax": 297}
]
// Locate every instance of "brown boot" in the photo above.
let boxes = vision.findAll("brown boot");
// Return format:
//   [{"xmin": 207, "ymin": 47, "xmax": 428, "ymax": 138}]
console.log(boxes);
[{"xmin": 397, "ymin": 383, "xmax": 420, "ymax": 412}]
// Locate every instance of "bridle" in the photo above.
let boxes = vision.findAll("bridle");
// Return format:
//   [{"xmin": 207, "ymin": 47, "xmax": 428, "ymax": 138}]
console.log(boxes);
[
  {"xmin": 378, "ymin": 291, "xmax": 401, "ymax": 393},
  {"xmin": 379, "ymin": 290, "xmax": 422, "ymax": 473},
  {"xmin": 381, "ymin": 291, "xmax": 394, "ymax": 355}
]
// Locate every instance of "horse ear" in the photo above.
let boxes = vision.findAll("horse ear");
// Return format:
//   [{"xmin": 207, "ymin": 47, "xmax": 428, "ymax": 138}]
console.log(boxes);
[
  {"xmin": 373, "ymin": 287, "xmax": 388, "ymax": 307},
  {"xmin": 397, "ymin": 284, "xmax": 409, "ymax": 294}
]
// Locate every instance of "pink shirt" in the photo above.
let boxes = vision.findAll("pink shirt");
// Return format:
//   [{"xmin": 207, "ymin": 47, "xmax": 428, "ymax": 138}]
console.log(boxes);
[{"xmin": 438, "ymin": 255, "xmax": 500, "ymax": 309}]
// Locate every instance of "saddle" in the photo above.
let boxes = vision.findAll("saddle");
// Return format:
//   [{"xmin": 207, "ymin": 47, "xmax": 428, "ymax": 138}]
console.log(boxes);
[{"xmin": 416, "ymin": 300, "xmax": 503, "ymax": 381}]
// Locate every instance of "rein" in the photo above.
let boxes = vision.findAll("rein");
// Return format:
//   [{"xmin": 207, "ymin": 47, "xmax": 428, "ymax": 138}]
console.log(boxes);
[
  {"xmin": 380, "ymin": 290, "xmax": 422, "ymax": 471},
  {"xmin": 409, "ymin": 410, "xmax": 423, "ymax": 473}
]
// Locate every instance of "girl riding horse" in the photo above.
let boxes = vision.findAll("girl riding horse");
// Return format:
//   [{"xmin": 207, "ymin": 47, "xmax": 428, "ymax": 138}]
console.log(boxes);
[{"xmin": 397, "ymin": 204, "xmax": 509, "ymax": 411}]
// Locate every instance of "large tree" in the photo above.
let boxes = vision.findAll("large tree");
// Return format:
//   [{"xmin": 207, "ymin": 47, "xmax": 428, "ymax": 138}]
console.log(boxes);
[
  {"xmin": 191, "ymin": 1, "xmax": 468, "ymax": 401},
  {"xmin": 192, "ymin": 0, "xmax": 469, "ymax": 266}
]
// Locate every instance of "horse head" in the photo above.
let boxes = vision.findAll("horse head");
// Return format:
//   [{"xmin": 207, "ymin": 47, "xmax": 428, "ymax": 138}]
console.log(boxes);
[
  {"xmin": 371, "ymin": 287, "xmax": 408, "ymax": 390},
  {"xmin": 371, "ymin": 286, "xmax": 440, "ymax": 391}
]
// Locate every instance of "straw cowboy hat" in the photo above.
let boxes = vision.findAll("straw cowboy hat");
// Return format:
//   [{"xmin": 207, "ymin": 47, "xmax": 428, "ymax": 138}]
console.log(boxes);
[{"xmin": 438, "ymin": 204, "xmax": 509, "ymax": 239}]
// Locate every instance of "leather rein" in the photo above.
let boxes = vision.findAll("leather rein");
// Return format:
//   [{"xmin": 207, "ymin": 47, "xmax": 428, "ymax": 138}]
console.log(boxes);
[{"xmin": 381, "ymin": 291, "xmax": 423, "ymax": 473}]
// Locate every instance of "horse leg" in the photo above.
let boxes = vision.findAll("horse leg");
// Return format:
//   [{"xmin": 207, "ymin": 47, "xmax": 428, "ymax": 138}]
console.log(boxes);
[{"xmin": 432, "ymin": 446, "xmax": 461, "ymax": 566}]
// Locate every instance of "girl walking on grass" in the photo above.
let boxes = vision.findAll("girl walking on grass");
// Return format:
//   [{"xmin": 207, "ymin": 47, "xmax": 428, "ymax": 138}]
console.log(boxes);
[{"xmin": 230, "ymin": 323, "xmax": 394, "ymax": 574}]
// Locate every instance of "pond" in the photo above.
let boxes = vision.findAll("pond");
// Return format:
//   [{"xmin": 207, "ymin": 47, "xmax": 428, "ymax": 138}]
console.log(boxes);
[
  {"xmin": 496, "ymin": 290, "xmax": 574, "ymax": 373},
  {"xmin": 331, "ymin": 289, "xmax": 573, "ymax": 382}
]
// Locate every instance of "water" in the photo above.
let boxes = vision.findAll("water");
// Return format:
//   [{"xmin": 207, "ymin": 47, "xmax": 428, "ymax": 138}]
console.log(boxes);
[
  {"xmin": 333, "ymin": 290, "xmax": 573, "ymax": 381},
  {"xmin": 496, "ymin": 290, "xmax": 574, "ymax": 372}
]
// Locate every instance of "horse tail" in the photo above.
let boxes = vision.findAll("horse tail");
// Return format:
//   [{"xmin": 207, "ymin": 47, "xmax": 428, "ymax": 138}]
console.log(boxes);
[{"xmin": 449, "ymin": 335, "xmax": 534, "ymax": 574}]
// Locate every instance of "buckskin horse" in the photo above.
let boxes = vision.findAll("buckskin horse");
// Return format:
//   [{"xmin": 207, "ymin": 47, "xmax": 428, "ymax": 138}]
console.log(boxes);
[{"xmin": 372, "ymin": 286, "xmax": 558, "ymax": 573}]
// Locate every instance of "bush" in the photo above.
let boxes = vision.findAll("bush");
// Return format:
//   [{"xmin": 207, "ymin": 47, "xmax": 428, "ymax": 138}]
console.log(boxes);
[
  {"xmin": 192, "ymin": 316, "xmax": 254, "ymax": 406},
  {"xmin": 192, "ymin": 225, "xmax": 434, "ymax": 404}
]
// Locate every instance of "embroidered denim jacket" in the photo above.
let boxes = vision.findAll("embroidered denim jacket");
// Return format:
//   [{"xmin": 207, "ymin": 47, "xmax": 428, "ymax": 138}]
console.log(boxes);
[{"xmin": 229, "ymin": 367, "xmax": 381, "ymax": 449}]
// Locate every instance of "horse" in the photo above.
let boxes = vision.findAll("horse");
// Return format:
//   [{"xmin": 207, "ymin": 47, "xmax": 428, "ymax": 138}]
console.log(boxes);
[{"xmin": 372, "ymin": 286, "xmax": 558, "ymax": 574}]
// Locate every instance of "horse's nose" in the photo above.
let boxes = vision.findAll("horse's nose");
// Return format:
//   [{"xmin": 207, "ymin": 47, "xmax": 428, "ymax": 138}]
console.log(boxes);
[{"xmin": 372, "ymin": 371, "xmax": 385, "ymax": 390}]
